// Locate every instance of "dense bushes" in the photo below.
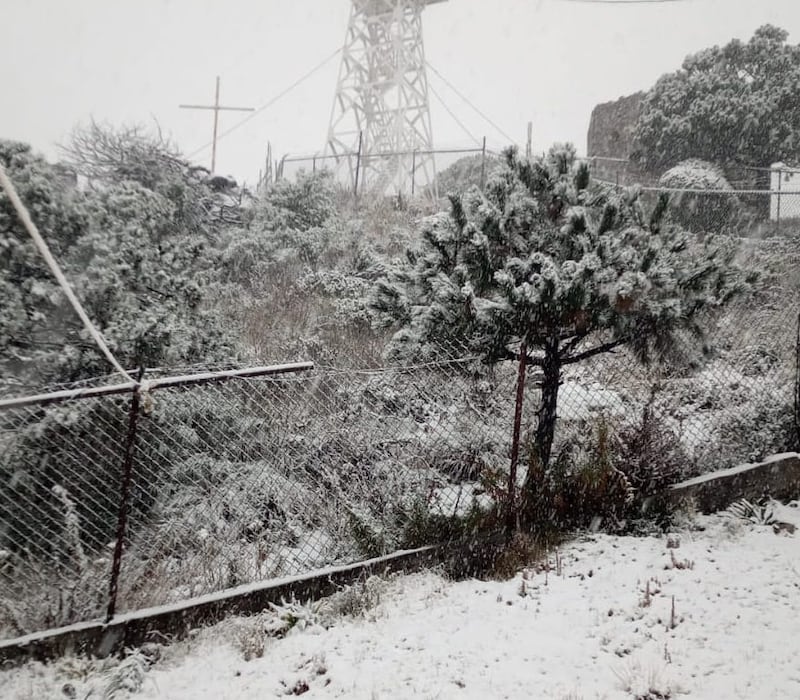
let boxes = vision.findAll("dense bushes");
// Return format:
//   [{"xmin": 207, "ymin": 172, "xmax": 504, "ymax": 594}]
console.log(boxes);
[
  {"xmin": 695, "ymin": 392, "xmax": 798, "ymax": 472},
  {"xmin": 435, "ymin": 153, "xmax": 501, "ymax": 196},
  {"xmin": 658, "ymin": 159, "xmax": 741, "ymax": 233},
  {"xmin": 525, "ymin": 401, "xmax": 691, "ymax": 534},
  {"xmin": 634, "ymin": 25, "xmax": 800, "ymax": 172}
]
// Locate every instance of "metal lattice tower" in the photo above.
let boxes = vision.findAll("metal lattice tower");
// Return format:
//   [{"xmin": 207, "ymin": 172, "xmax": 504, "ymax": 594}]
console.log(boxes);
[{"xmin": 326, "ymin": 0, "xmax": 446, "ymax": 198}]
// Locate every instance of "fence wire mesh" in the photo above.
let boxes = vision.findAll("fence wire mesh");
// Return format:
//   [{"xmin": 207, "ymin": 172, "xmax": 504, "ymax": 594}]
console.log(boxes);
[
  {"xmin": 2, "ymin": 176, "xmax": 800, "ymax": 643},
  {"xmin": 2, "ymin": 274, "xmax": 798, "ymax": 640},
  {"xmin": 276, "ymin": 143, "xmax": 500, "ymax": 202},
  {"xmin": 587, "ymin": 157, "xmax": 800, "ymax": 229},
  {"xmin": 0, "ymin": 359, "xmax": 519, "ymax": 638}
]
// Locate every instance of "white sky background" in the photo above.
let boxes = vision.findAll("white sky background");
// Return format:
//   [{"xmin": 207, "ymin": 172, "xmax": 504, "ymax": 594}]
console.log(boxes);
[{"xmin": 2, "ymin": 0, "xmax": 800, "ymax": 185}]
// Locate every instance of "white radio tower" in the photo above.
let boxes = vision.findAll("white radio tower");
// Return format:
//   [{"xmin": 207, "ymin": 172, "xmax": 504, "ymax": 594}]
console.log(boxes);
[{"xmin": 325, "ymin": 0, "xmax": 446, "ymax": 198}]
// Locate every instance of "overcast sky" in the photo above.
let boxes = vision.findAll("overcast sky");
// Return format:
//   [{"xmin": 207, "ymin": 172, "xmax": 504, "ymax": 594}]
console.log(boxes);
[{"xmin": 2, "ymin": 0, "xmax": 800, "ymax": 185}]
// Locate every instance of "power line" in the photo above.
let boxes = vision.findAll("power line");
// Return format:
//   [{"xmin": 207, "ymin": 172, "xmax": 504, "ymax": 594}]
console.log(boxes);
[
  {"xmin": 188, "ymin": 47, "xmax": 342, "ymax": 160},
  {"xmin": 428, "ymin": 82, "xmax": 482, "ymax": 147},
  {"xmin": 560, "ymin": 0, "xmax": 688, "ymax": 4},
  {"xmin": 426, "ymin": 61, "xmax": 517, "ymax": 145}
]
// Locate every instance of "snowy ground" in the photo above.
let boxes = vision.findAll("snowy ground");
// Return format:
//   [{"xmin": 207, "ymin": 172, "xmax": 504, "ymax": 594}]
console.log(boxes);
[{"xmin": 3, "ymin": 503, "xmax": 800, "ymax": 700}]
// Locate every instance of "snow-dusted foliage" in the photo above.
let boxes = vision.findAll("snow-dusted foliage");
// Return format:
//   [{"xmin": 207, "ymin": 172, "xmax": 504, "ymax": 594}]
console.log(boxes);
[
  {"xmin": 1, "ymin": 126, "xmax": 795, "ymax": 648},
  {"xmin": 1, "ymin": 130, "xmax": 232, "ymax": 387},
  {"xmin": 635, "ymin": 24, "xmax": 800, "ymax": 171},
  {"xmin": 372, "ymin": 146, "xmax": 748, "ymax": 519},
  {"xmin": 250, "ymin": 170, "xmax": 336, "ymax": 233},
  {"xmin": 658, "ymin": 159, "xmax": 740, "ymax": 233},
  {"xmin": 0, "ymin": 141, "xmax": 88, "ymax": 386},
  {"xmin": 659, "ymin": 159, "xmax": 732, "ymax": 192},
  {"xmin": 435, "ymin": 152, "xmax": 502, "ymax": 196}
]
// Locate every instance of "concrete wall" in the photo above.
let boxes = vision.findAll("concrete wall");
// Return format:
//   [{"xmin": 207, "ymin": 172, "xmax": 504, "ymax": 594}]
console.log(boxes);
[
  {"xmin": 587, "ymin": 92, "xmax": 643, "ymax": 158},
  {"xmin": 670, "ymin": 453, "xmax": 800, "ymax": 514},
  {"xmin": 586, "ymin": 92, "xmax": 657, "ymax": 185}
]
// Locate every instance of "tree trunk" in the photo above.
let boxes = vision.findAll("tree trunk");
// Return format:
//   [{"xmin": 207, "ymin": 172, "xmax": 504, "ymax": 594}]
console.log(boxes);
[
  {"xmin": 521, "ymin": 336, "xmax": 561, "ymax": 518},
  {"xmin": 535, "ymin": 338, "xmax": 561, "ymax": 469},
  {"xmin": 506, "ymin": 341, "xmax": 528, "ymax": 539}
]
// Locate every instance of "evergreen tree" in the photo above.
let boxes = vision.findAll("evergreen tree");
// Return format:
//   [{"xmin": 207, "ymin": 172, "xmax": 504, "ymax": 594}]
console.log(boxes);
[
  {"xmin": 72, "ymin": 180, "xmax": 230, "ymax": 377},
  {"xmin": 372, "ymin": 145, "xmax": 747, "ymax": 518},
  {"xmin": 634, "ymin": 25, "xmax": 800, "ymax": 170}
]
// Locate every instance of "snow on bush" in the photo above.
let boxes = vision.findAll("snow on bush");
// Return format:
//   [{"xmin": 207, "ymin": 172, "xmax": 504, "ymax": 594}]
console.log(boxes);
[{"xmin": 658, "ymin": 159, "xmax": 740, "ymax": 233}]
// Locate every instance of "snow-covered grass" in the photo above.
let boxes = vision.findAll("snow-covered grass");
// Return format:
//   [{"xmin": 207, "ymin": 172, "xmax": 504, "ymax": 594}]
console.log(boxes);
[{"xmin": 2, "ymin": 502, "xmax": 799, "ymax": 700}]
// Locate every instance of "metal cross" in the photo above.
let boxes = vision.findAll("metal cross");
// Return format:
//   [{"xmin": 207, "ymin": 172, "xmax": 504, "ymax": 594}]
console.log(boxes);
[{"xmin": 180, "ymin": 76, "xmax": 254, "ymax": 172}]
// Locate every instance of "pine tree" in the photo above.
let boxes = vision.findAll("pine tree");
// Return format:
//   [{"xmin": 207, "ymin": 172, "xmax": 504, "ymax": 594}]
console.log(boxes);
[
  {"xmin": 372, "ymin": 145, "xmax": 748, "ymax": 518},
  {"xmin": 634, "ymin": 25, "xmax": 800, "ymax": 170}
]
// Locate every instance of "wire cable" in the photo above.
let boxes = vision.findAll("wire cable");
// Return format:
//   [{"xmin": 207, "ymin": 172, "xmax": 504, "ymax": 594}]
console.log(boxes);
[
  {"xmin": 188, "ymin": 47, "xmax": 343, "ymax": 159},
  {"xmin": 426, "ymin": 61, "xmax": 517, "ymax": 145},
  {"xmin": 0, "ymin": 164, "xmax": 134, "ymax": 382},
  {"xmin": 428, "ymin": 83, "xmax": 482, "ymax": 147},
  {"xmin": 593, "ymin": 178, "xmax": 800, "ymax": 195},
  {"xmin": 560, "ymin": 0, "xmax": 688, "ymax": 4}
]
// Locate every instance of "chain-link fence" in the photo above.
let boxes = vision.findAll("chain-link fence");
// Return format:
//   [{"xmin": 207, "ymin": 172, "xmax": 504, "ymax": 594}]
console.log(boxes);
[
  {"xmin": 275, "ymin": 142, "xmax": 501, "ymax": 203},
  {"xmin": 0, "ymin": 357, "xmax": 521, "ymax": 640},
  {"xmin": 2, "ymin": 268, "xmax": 799, "ymax": 642},
  {"xmin": 587, "ymin": 157, "xmax": 800, "ymax": 230},
  {"xmin": 3, "ymin": 169, "xmax": 800, "ymax": 644}
]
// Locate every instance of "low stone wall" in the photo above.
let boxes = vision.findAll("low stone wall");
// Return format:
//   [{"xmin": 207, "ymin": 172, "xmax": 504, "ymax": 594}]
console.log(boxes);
[
  {"xmin": 670, "ymin": 453, "xmax": 800, "ymax": 513},
  {"xmin": 0, "ymin": 531, "xmax": 507, "ymax": 665}
]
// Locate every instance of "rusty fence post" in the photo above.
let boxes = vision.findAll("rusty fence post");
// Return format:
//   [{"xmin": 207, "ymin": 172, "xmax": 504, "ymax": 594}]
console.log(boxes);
[
  {"xmin": 506, "ymin": 341, "xmax": 528, "ymax": 540},
  {"xmin": 795, "ymin": 312, "xmax": 800, "ymax": 448},
  {"xmin": 106, "ymin": 367, "xmax": 145, "ymax": 623}
]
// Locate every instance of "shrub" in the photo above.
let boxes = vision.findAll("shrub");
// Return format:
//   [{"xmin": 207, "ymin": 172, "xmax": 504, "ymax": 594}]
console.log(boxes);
[
  {"xmin": 658, "ymin": 159, "xmax": 740, "ymax": 233},
  {"xmin": 253, "ymin": 171, "xmax": 336, "ymax": 232},
  {"xmin": 0, "ymin": 398, "xmax": 131, "ymax": 561},
  {"xmin": 697, "ymin": 391, "xmax": 798, "ymax": 471},
  {"xmin": 615, "ymin": 395, "xmax": 692, "ymax": 527},
  {"xmin": 524, "ymin": 415, "xmax": 634, "ymax": 533},
  {"xmin": 435, "ymin": 153, "xmax": 502, "ymax": 196},
  {"xmin": 525, "ymin": 402, "xmax": 690, "ymax": 533}
]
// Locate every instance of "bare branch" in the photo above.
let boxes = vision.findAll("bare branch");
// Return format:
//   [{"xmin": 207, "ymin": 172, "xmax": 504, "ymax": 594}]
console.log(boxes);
[{"xmin": 561, "ymin": 338, "xmax": 628, "ymax": 365}]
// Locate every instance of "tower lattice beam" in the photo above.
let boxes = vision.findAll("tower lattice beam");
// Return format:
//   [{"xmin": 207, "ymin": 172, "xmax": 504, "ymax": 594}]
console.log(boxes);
[{"xmin": 326, "ymin": 0, "xmax": 446, "ymax": 198}]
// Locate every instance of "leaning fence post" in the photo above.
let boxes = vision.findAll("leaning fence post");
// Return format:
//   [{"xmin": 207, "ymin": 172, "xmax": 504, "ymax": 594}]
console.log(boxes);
[
  {"xmin": 506, "ymin": 341, "xmax": 528, "ymax": 539},
  {"xmin": 106, "ymin": 366, "xmax": 145, "ymax": 623}
]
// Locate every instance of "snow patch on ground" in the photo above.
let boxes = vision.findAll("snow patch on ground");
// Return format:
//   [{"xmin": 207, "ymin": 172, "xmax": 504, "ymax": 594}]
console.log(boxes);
[
  {"xmin": 559, "ymin": 380, "xmax": 627, "ymax": 420},
  {"xmin": 3, "ymin": 507, "xmax": 800, "ymax": 699}
]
